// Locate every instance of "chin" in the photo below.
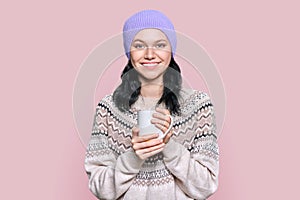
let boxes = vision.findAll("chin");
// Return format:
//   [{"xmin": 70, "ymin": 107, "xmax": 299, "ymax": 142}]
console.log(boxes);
[{"xmin": 139, "ymin": 73, "xmax": 164, "ymax": 82}]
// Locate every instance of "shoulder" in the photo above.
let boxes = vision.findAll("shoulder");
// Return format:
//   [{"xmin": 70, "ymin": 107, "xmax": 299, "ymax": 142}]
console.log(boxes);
[
  {"xmin": 179, "ymin": 88, "xmax": 212, "ymax": 105},
  {"xmin": 95, "ymin": 94, "xmax": 136, "ymax": 126},
  {"xmin": 179, "ymin": 88, "xmax": 214, "ymax": 115},
  {"xmin": 92, "ymin": 94, "xmax": 114, "ymax": 117},
  {"xmin": 97, "ymin": 94, "xmax": 114, "ymax": 108}
]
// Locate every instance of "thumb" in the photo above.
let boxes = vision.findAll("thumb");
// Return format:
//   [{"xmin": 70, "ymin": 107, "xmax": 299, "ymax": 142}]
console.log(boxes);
[
  {"xmin": 132, "ymin": 126, "xmax": 139, "ymax": 138},
  {"xmin": 163, "ymin": 130, "xmax": 173, "ymax": 144}
]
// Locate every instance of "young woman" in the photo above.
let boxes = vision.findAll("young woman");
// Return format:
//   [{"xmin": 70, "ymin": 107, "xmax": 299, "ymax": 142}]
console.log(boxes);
[{"xmin": 85, "ymin": 10, "xmax": 219, "ymax": 200}]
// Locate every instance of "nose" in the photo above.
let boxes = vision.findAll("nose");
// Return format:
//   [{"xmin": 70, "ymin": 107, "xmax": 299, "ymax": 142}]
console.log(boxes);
[{"xmin": 144, "ymin": 47, "xmax": 155, "ymax": 59}]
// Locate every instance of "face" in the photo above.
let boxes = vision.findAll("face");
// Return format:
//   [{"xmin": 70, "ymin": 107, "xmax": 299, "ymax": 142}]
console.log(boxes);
[{"xmin": 130, "ymin": 29, "xmax": 172, "ymax": 85}]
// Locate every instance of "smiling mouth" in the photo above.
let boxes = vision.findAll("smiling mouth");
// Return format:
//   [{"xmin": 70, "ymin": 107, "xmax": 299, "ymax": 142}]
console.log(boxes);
[{"xmin": 141, "ymin": 62, "xmax": 160, "ymax": 67}]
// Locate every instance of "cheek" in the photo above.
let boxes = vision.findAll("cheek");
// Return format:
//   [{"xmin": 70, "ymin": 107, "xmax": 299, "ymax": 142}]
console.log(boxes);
[
  {"xmin": 160, "ymin": 51, "xmax": 172, "ymax": 63},
  {"xmin": 130, "ymin": 50, "xmax": 144, "ymax": 61},
  {"xmin": 130, "ymin": 55, "xmax": 142, "ymax": 68}
]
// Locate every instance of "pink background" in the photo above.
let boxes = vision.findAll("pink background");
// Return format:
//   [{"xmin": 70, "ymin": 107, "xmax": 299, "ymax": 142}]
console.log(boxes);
[{"xmin": 1, "ymin": 0, "xmax": 299, "ymax": 199}]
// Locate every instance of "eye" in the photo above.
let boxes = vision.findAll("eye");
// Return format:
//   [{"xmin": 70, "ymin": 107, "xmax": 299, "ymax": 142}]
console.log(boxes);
[
  {"xmin": 133, "ymin": 43, "xmax": 146, "ymax": 49},
  {"xmin": 155, "ymin": 43, "xmax": 167, "ymax": 49}
]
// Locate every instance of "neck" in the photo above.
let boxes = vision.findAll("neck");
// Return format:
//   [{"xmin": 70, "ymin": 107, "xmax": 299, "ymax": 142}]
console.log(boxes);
[{"xmin": 140, "ymin": 83, "xmax": 163, "ymax": 98}]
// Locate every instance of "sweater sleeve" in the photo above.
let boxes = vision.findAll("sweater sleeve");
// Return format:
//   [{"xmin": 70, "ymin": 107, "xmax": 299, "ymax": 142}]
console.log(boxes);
[
  {"xmin": 162, "ymin": 96, "xmax": 219, "ymax": 199},
  {"xmin": 84, "ymin": 103, "xmax": 144, "ymax": 200}
]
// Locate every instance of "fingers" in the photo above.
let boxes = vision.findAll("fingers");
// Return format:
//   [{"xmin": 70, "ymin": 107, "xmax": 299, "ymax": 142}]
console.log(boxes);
[
  {"xmin": 132, "ymin": 138, "xmax": 163, "ymax": 151},
  {"xmin": 132, "ymin": 127, "xmax": 159, "ymax": 141},
  {"xmin": 135, "ymin": 144, "xmax": 165, "ymax": 160},
  {"xmin": 135, "ymin": 142, "xmax": 165, "ymax": 155},
  {"xmin": 152, "ymin": 110, "xmax": 171, "ymax": 123},
  {"xmin": 131, "ymin": 127, "xmax": 161, "ymax": 150},
  {"xmin": 131, "ymin": 133, "xmax": 159, "ymax": 143},
  {"xmin": 151, "ymin": 108, "xmax": 172, "ymax": 130},
  {"xmin": 163, "ymin": 129, "xmax": 173, "ymax": 144},
  {"xmin": 132, "ymin": 127, "xmax": 139, "ymax": 138},
  {"xmin": 131, "ymin": 108, "xmax": 173, "ymax": 160},
  {"xmin": 155, "ymin": 107, "xmax": 170, "ymax": 115},
  {"xmin": 151, "ymin": 118, "xmax": 170, "ymax": 128},
  {"xmin": 131, "ymin": 126, "xmax": 166, "ymax": 160}
]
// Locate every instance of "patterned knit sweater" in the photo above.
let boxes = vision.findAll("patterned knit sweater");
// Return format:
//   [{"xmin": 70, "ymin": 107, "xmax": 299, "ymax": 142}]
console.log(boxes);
[{"xmin": 85, "ymin": 88, "xmax": 219, "ymax": 200}]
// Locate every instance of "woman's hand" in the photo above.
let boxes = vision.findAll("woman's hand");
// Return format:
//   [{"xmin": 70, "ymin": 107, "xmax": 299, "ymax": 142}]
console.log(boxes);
[
  {"xmin": 131, "ymin": 127, "xmax": 165, "ymax": 160},
  {"xmin": 151, "ymin": 107, "xmax": 174, "ymax": 144}
]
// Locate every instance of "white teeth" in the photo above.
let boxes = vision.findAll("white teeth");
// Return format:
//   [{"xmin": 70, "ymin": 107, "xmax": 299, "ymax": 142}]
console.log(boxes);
[{"xmin": 142, "ymin": 63, "xmax": 158, "ymax": 67}]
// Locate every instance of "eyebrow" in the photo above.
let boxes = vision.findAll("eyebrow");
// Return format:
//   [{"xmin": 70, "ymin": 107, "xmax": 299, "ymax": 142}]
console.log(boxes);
[{"xmin": 132, "ymin": 39, "xmax": 168, "ymax": 43}]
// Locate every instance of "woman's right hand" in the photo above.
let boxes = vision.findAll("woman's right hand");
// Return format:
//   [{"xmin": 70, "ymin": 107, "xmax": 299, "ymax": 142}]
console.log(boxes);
[{"xmin": 131, "ymin": 127, "xmax": 165, "ymax": 160}]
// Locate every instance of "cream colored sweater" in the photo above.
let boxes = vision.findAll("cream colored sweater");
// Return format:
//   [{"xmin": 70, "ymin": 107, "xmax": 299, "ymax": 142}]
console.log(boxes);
[{"xmin": 85, "ymin": 88, "xmax": 219, "ymax": 200}]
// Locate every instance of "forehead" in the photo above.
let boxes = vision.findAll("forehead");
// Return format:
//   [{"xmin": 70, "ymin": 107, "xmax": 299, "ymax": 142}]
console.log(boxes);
[{"xmin": 133, "ymin": 28, "xmax": 169, "ymax": 43}]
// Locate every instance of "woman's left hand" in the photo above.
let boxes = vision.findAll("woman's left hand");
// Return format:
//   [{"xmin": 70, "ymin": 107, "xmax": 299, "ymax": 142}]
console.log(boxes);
[{"xmin": 151, "ymin": 107, "xmax": 173, "ymax": 144}]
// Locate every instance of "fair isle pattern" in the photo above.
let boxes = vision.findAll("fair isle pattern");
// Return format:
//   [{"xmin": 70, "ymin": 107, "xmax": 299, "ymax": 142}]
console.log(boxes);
[
  {"xmin": 85, "ymin": 89, "xmax": 219, "ymax": 200},
  {"xmin": 133, "ymin": 153, "xmax": 173, "ymax": 187},
  {"xmin": 87, "ymin": 91, "xmax": 217, "ymax": 156},
  {"xmin": 133, "ymin": 174, "xmax": 174, "ymax": 187}
]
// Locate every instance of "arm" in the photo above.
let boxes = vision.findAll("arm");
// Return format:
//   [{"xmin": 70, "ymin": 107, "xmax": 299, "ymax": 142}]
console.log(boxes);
[
  {"xmin": 84, "ymin": 103, "xmax": 144, "ymax": 200},
  {"xmin": 162, "ymin": 97, "xmax": 219, "ymax": 199}
]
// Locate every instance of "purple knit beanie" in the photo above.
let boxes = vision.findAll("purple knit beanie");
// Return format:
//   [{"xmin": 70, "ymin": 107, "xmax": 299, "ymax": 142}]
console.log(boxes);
[{"xmin": 123, "ymin": 10, "xmax": 177, "ymax": 59}]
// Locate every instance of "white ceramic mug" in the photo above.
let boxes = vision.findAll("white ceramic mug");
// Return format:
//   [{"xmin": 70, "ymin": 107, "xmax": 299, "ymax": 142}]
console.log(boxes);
[{"xmin": 137, "ymin": 110, "xmax": 174, "ymax": 139}]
